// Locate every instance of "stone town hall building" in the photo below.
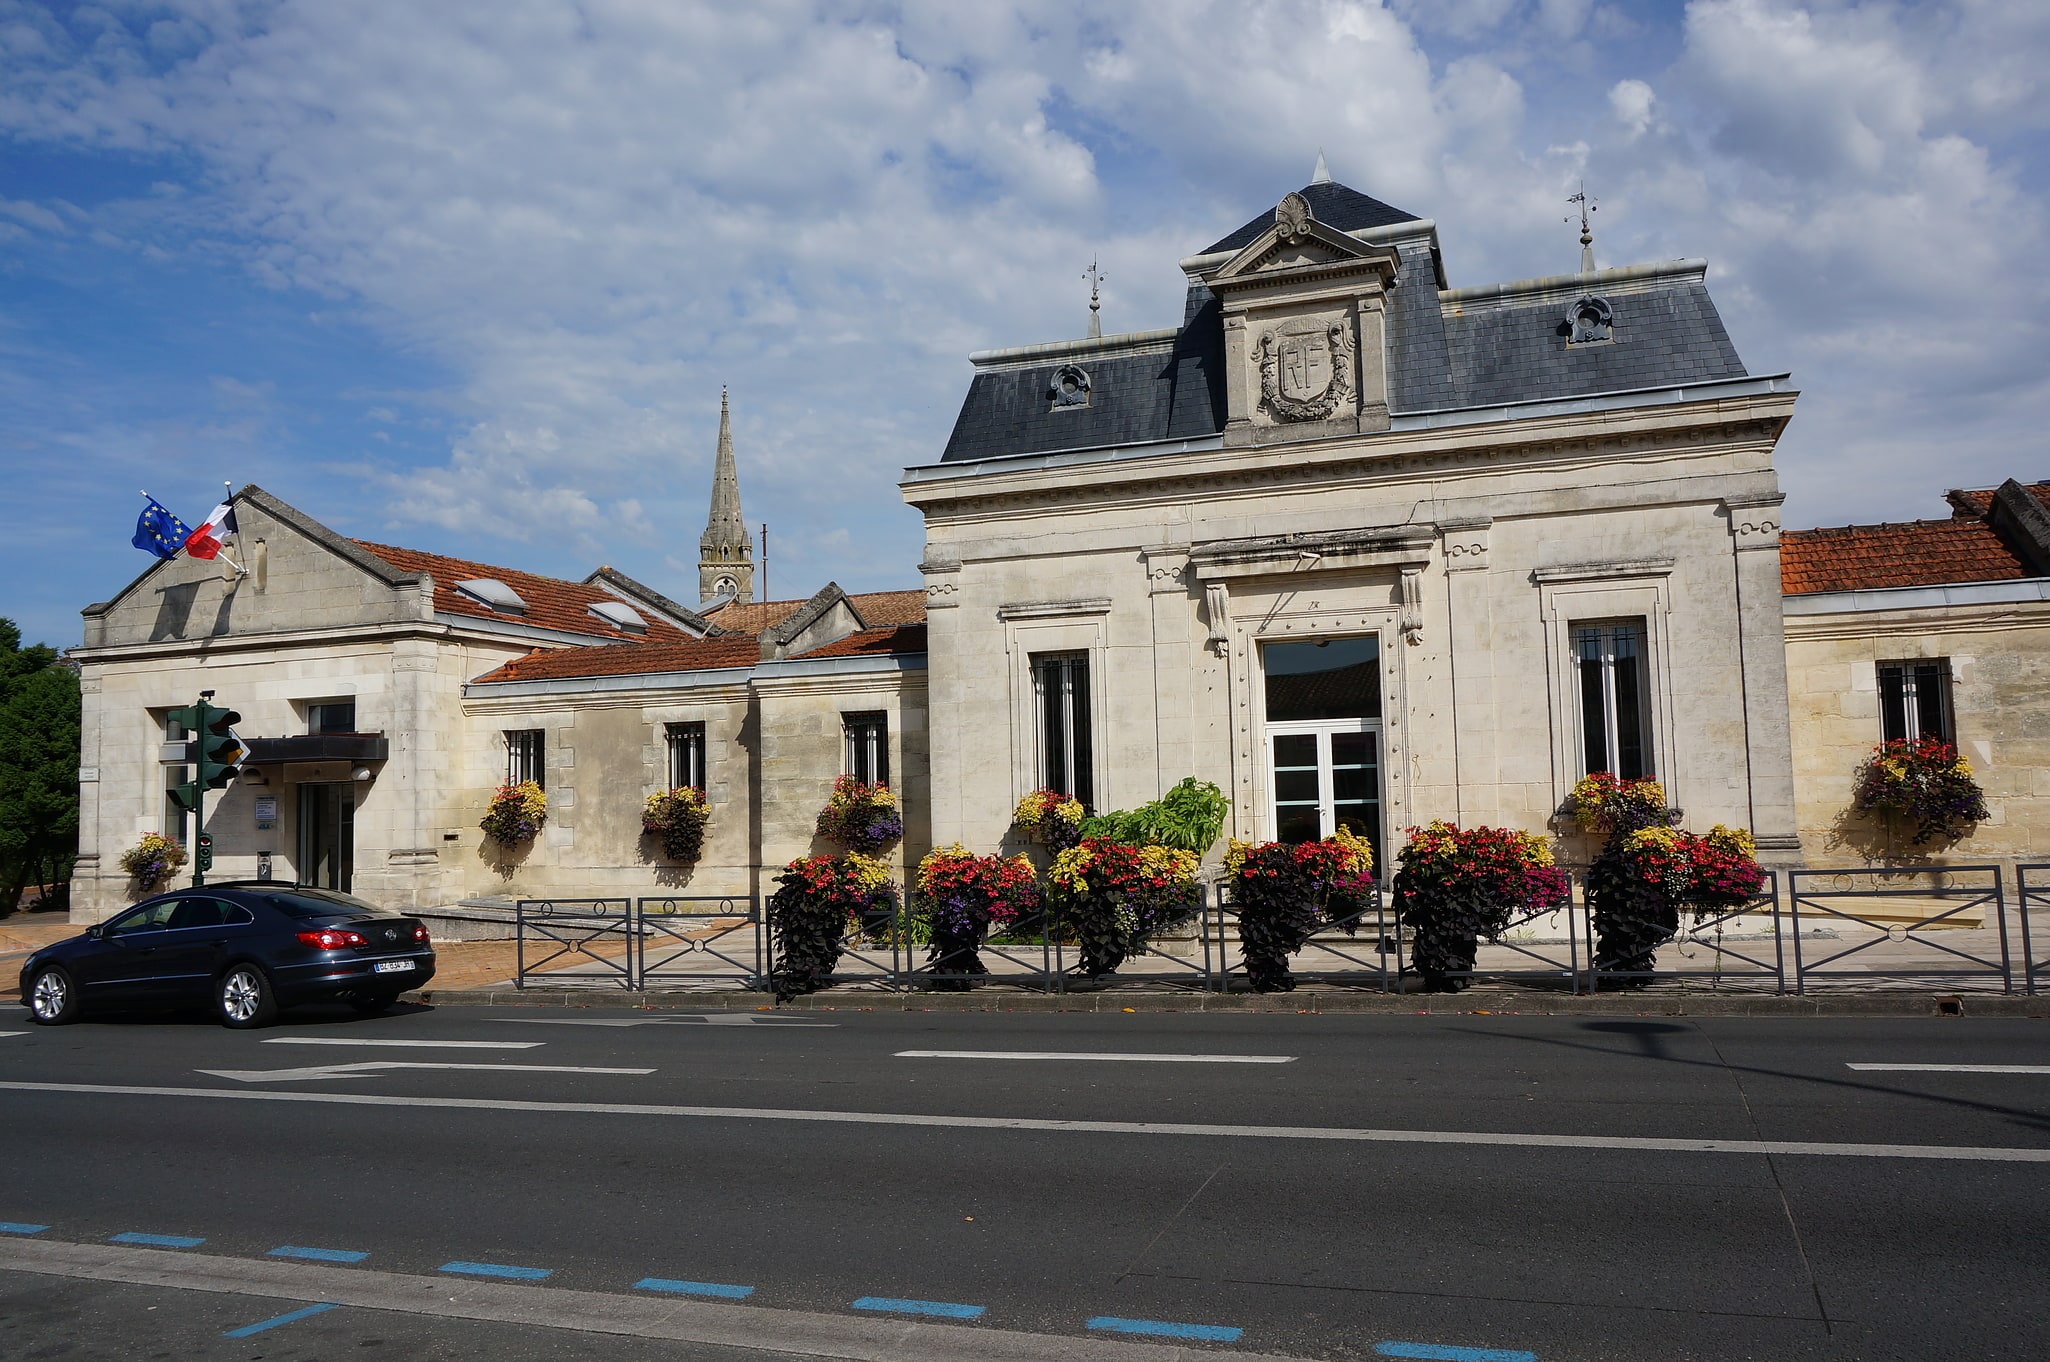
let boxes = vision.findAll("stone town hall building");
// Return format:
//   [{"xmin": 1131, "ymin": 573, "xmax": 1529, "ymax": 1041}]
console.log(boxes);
[{"xmin": 65, "ymin": 172, "xmax": 2048, "ymax": 921}]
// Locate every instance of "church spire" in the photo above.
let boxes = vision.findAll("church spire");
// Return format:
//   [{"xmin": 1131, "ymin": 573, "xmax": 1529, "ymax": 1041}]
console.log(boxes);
[{"xmin": 698, "ymin": 388, "xmax": 754, "ymax": 605}]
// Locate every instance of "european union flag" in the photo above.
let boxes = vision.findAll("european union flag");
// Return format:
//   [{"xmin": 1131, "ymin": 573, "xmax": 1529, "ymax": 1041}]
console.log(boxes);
[{"xmin": 133, "ymin": 497, "xmax": 192, "ymax": 561}]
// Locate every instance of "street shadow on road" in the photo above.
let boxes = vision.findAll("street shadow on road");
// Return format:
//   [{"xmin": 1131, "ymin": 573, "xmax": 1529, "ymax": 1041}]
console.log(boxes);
[{"xmin": 1471, "ymin": 1017, "xmax": 2050, "ymax": 1137}]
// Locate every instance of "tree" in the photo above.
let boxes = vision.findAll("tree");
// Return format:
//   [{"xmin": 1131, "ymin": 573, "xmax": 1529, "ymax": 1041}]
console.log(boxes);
[{"xmin": 0, "ymin": 620, "xmax": 80, "ymax": 912}]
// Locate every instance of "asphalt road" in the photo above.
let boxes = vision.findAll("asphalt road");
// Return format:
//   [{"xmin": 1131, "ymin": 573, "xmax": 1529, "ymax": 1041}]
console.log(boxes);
[{"xmin": 1, "ymin": 1001, "xmax": 2046, "ymax": 1362}]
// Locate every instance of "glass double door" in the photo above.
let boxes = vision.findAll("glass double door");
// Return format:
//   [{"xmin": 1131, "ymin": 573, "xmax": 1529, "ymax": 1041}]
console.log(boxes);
[
  {"xmin": 298, "ymin": 782, "xmax": 355, "ymax": 893},
  {"xmin": 1269, "ymin": 724, "xmax": 1382, "ymax": 865}
]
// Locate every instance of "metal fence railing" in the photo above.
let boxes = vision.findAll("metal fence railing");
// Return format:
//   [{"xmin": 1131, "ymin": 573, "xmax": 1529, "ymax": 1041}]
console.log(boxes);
[
  {"xmin": 638, "ymin": 896, "xmax": 764, "ymax": 991},
  {"xmin": 513, "ymin": 865, "xmax": 2038, "ymax": 997},
  {"xmin": 515, "ymin": 899, "xmax": 636, "ymax": 989},
  {"xmin": 1787, "ymin": 866, "xmax": 2011, "ymax": 993},
  {"xmin": 2018, "ymin": 865, "xmax": 2050, "ymax": 997},
  {"xmin": 1584, "ymin": 875, "xmax": 1784, "ymax": 994}
]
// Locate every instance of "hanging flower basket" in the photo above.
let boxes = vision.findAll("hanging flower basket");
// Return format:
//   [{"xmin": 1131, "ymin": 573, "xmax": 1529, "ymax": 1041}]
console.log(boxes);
[
  {"xmin": 642, "ymin": 786, "xmax": 710, "ymax": 863},
  {"xmin": 815, "ymin": 776, "xmax": 903, "ymax": 855},
  {"xmin": 1853, "ymin": 738, "xmax": 1988, "ymax": 846},
  {"xmin": 481, "ymin": 780, "xmax": 547, "ymax": 847},
  {"xmin": 1013, "ymin": 787, "xmax": 1085, "ymax": 851},
  {"xmin": 1046, "ymin": 836, "xmax": 1200, "ymax": 977},
  {"xmin": 1392, "ymin": 821, "xmax": 1569, "ymax": 991},
  {"xmin": 911, "ymin": 844, "xmax": 1040, "ymax": 989},
  {"xmin": 769, "ymin": 853, "xmax": 900, "ymax": 1000},
  {"xmin": 118, "ymin": 832, "xmax": 187, "ymax": 890},
  {"xmin": 1223, "ymin": 829, "xmax": 1375, "ymax": 992},
  {"xmin": 1568, "ymin": 772, "xmax": 1670, "ymax": 836}
]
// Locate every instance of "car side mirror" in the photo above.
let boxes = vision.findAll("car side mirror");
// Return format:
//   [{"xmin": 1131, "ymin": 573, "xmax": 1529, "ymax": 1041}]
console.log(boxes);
[{"xmin": 84, "ymin": 924, "xmax": 101, "ymax": 939}]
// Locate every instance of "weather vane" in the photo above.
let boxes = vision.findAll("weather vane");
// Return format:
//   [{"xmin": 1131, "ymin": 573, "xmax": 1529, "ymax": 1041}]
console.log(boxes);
[
  {"xmin": 1566, "ymin": 182, "xmax": 1598, "ymax": 274},
  {"xmin": 1085, "ymin": 258, "xmax": 1105, "ymax": 339}
]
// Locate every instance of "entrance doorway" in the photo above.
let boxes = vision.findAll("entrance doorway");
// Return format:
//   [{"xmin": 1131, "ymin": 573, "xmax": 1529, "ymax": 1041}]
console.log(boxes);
[
  {"xmin": 298, "ymin": 782, "xmax": 355, "ymax": 892},
  {"xmin": 1261, "ymin": 635, "xmax": 1384, "ymax": 866}
]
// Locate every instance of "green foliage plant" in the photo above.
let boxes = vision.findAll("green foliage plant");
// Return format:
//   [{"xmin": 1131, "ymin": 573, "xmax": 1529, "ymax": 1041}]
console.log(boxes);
[
  {"xmin": 1079, "ymin": 778, "xmax": 1229, "ymax": 856},
  {"xmin": 0, "ymin": 620, "xmax": 80, "ymax": 911}
]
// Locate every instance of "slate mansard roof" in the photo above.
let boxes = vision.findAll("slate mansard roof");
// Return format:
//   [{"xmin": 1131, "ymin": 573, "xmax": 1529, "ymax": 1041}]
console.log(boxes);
[{"xmin": 938, "ymin": 177, "xmax": 1751, "ymax": 464}]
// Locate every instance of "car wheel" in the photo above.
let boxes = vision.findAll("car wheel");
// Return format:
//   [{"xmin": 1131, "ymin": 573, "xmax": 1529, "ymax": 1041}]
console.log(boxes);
[
  {"xmin": 216, "ymin": 964, "xmax": 278, "ymax": 1029},
  {"xmin": 349, "ymin": 991, "xmax": 399, "ymax": 1016},
  {"xmin": 27, "ymin": 967, "xmax": 80, "ymax": 1025}
]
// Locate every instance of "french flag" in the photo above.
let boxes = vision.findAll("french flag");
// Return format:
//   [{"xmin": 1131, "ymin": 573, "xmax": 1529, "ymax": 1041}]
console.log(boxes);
[{"xmin": 184, "ymin": 500, "xmax": 237, "ymax": 560}]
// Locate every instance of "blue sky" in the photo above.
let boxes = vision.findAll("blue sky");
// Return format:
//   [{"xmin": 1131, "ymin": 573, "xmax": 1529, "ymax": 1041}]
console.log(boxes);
[{"xmin": 3, "ymin": 0, "xmax": 2045, "ymax": 649}]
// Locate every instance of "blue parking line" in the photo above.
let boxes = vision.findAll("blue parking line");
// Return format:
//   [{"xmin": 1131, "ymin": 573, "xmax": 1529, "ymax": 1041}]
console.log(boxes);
[
  {"xmin": 268, "ymin": 1245, "xmax": 369, "ymax": 1264},
  {"xmin": 851, "ymin": 1296, "xmax": 986, "ymax": 1319},
  {"xmin": 1376, "ymin": 1343, "xmax": 1538, "ymax": 1362},
  {"xmin": 636, "ymin": 1278, "xmax": 755, "ymax": 1299},
  {"xmin": 0, "ymin": 1223, "xmax": 49, "ymax": 1236},
  {"xmin": 109, "ymin": 1232, "xmax": 205, "ymax": 1248},
  {"xmin": 438, "ymin": 1260, "xmax": 553, "ymax": 1281},
  {"xmin": 1087, "ymin": 1316, "xmax": 1243, "ymax": 1342},
  {"xmin": 223, "ymin": 1302, "xmax": 339, "ymax": 1338}
]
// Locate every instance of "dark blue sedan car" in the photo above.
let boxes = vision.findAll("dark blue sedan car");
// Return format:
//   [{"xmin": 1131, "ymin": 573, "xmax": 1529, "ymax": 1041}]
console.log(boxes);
[{"xmin": 18, "ymin": 883, "xmax": 435, "ymax": 1028}]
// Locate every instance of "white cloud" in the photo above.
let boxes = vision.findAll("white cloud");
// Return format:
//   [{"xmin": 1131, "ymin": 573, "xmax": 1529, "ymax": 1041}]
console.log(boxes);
[{"xmin": 0, "ymin": 0, "xmax": 2044, "ymax": 633}]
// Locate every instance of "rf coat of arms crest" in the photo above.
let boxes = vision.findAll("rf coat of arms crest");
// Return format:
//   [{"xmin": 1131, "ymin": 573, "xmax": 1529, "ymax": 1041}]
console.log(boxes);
[{"xmin": 1258, "ymin": 315, "xmax": 1356, "ymax": 423}]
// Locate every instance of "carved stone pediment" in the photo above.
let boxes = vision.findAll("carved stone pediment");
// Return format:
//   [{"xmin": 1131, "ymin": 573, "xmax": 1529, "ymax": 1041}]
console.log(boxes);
[
  {"xmin": 1202, "ymin": 192, "xmax": 1400, "ymax": 447},
  {"xmin": 1210, "ymin": 194, "xmax": 1400, "ymax": 286}
]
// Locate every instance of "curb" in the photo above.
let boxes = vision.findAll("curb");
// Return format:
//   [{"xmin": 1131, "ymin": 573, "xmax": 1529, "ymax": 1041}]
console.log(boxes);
[{"xmin": 405, "ymin": 986, "xmax": 2050, "ymax": 1019}]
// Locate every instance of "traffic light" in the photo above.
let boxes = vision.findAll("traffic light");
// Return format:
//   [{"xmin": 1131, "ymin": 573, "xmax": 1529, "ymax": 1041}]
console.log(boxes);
[
  {"xmin": 164, "ymin": 703, "xmax": 205, "ymax": 814},
  {"xmin": 199, "ymin": 706, "xmax": 244, "ymax": 791},
  {"xmin": 195, "ymin": 831, "xmax": 214, "ymax": 873}
]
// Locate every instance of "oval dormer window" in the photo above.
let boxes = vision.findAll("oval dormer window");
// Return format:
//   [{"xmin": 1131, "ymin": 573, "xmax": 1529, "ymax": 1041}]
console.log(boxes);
[
  {"xmin": 588, "ymin": 600, "xmax": 647, "ymax": 634},
  {"xmin": 454, "ymin": 578, "xmax": 527, "ymax": 614},
  {"xmin": 1049, "ymin": 364, "xmax": 1091, "ymax": 410}
]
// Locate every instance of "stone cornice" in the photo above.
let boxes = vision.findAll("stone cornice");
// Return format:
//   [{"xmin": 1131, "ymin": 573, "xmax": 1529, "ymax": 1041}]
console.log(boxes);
[{"xmin": 902, "ymin": 387, "xmax": 1796, "ymax": 522}]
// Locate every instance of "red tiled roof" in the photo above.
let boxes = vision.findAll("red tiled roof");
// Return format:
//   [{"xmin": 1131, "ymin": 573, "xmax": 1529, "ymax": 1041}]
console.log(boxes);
[
  {"xmin": 706, "ymin": 589, "xmax": 924, "ymax": 633},
  {"xmin": 470, "ymin": 636, "xmax": 764, "ymax": 685},
  {"xmin": 353, "ymin": 541, "xmax": 695, "ymax": 642},
  {"xmin": 1780, "ymin": 519, "xmax": 2029, "ymax": 595},
  {"xmin": 797, "ymin": 624, "xmax": 928, "ymax": 659}
]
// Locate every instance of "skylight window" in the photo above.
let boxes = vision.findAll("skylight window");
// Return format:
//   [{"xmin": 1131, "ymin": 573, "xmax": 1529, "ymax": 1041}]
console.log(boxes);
[
  {"xmin": 455, "ymin": 578, "xmax": 527, "ymax": 614},
  {"xmin": 589, "ymin": 600, "xmax": 647, "ymax": 634}
]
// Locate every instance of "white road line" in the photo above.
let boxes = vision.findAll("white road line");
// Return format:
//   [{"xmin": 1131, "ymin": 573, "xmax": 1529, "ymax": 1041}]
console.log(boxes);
[
  {"xmin": 0, "ymin": 1238, "xmax": 1305, "ymax": 1362},
  {"xmin": 263, "ymin": 1037, "xmax": 544, "ymax": 1050},
  {"xmin": 4, "ymin": 1079, "xmax": 2047, "ymax": 1163},
  {"xmin": 489, "ymin": 1015, "xmax": 835, "ymax": 1028},
  {"xmin": 896, "ymin": 1050, "xmax": 1295, "ymax": 1064},
  {"xmin": 197, "ymin": 1062, "xmax": 654, "ymax": 1084},
  {"xmin": 0, "ymin": 1031, "xmax": 26, "ymax": 1039},
  {"xmin": 1848, "ymin": 1063, "xmax": 2050, "ymax": 1074}
]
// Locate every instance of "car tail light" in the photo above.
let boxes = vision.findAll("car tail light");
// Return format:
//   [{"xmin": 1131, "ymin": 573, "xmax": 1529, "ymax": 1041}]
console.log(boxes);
[
  {"xmin": 412, "ymin": 925, "xmax": 431, "ymax": 943},
  {"xmin": 297, "ymin": 928, "xmax": 368, "ymax": 951}
]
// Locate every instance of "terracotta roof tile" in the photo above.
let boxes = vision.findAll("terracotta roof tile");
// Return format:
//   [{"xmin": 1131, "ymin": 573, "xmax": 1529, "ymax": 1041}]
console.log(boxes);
[
  {"xmin": 353, "ymin": 541, "xmax": 695, "ymax": 642},
  {"xmin": 470, "ymin": 636, "xmax": 764, "ymax": 685},
  {"xmin": 704, "ymin": 589, "xmax": 925, "ymax": 633},
  {"xmin": 796, "ymin": 624, "xmax": 928, "ymax": 659},
  {"xmin": 1780, "ymin": 519, "xmax": 2029, "ymax": 595}
]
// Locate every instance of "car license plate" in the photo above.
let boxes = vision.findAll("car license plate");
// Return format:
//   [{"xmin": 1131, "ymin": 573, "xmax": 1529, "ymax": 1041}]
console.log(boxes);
[{"xmin": 373, "ymin": 960, "xmax": 413, "ymax": 973}]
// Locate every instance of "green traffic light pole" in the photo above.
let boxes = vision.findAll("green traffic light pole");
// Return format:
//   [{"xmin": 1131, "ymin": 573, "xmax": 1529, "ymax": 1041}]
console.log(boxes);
[{"xmin": 168, "ymin": 690, "xmax": 239, "ymax": 887}]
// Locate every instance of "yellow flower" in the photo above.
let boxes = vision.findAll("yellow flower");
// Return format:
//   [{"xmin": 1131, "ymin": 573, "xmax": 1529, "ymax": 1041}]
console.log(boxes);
[
  {"xmin": 1703, "ymin": 824, "xmax": 1756, "ymax": 858},
  {"xmin": 1332, "ymin": 825, "xmax": 1376, "ymax": 875},
  {"xmin": 844, "ymin": 852, "xmax": 893, "ymax": 893}
]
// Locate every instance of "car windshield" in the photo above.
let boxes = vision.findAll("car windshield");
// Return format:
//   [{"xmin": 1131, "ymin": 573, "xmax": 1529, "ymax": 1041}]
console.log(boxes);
[{"xmin": 263, "ymin": 889, "xmax": 399, "ymax": 920}]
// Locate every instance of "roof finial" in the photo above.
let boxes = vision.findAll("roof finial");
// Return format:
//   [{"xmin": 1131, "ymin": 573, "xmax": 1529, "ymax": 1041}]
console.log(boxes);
[
  {"xmin": 1311, "ymin": 148, "xmax": 1331, "ymax": 185},
  {"xmin": 1084, "ymin": 258, "xmax": 1105, "ymax": 339},
  {"xmin": 1567, "ymin": 180, "xmax": 1598, "ymax": 274}
]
